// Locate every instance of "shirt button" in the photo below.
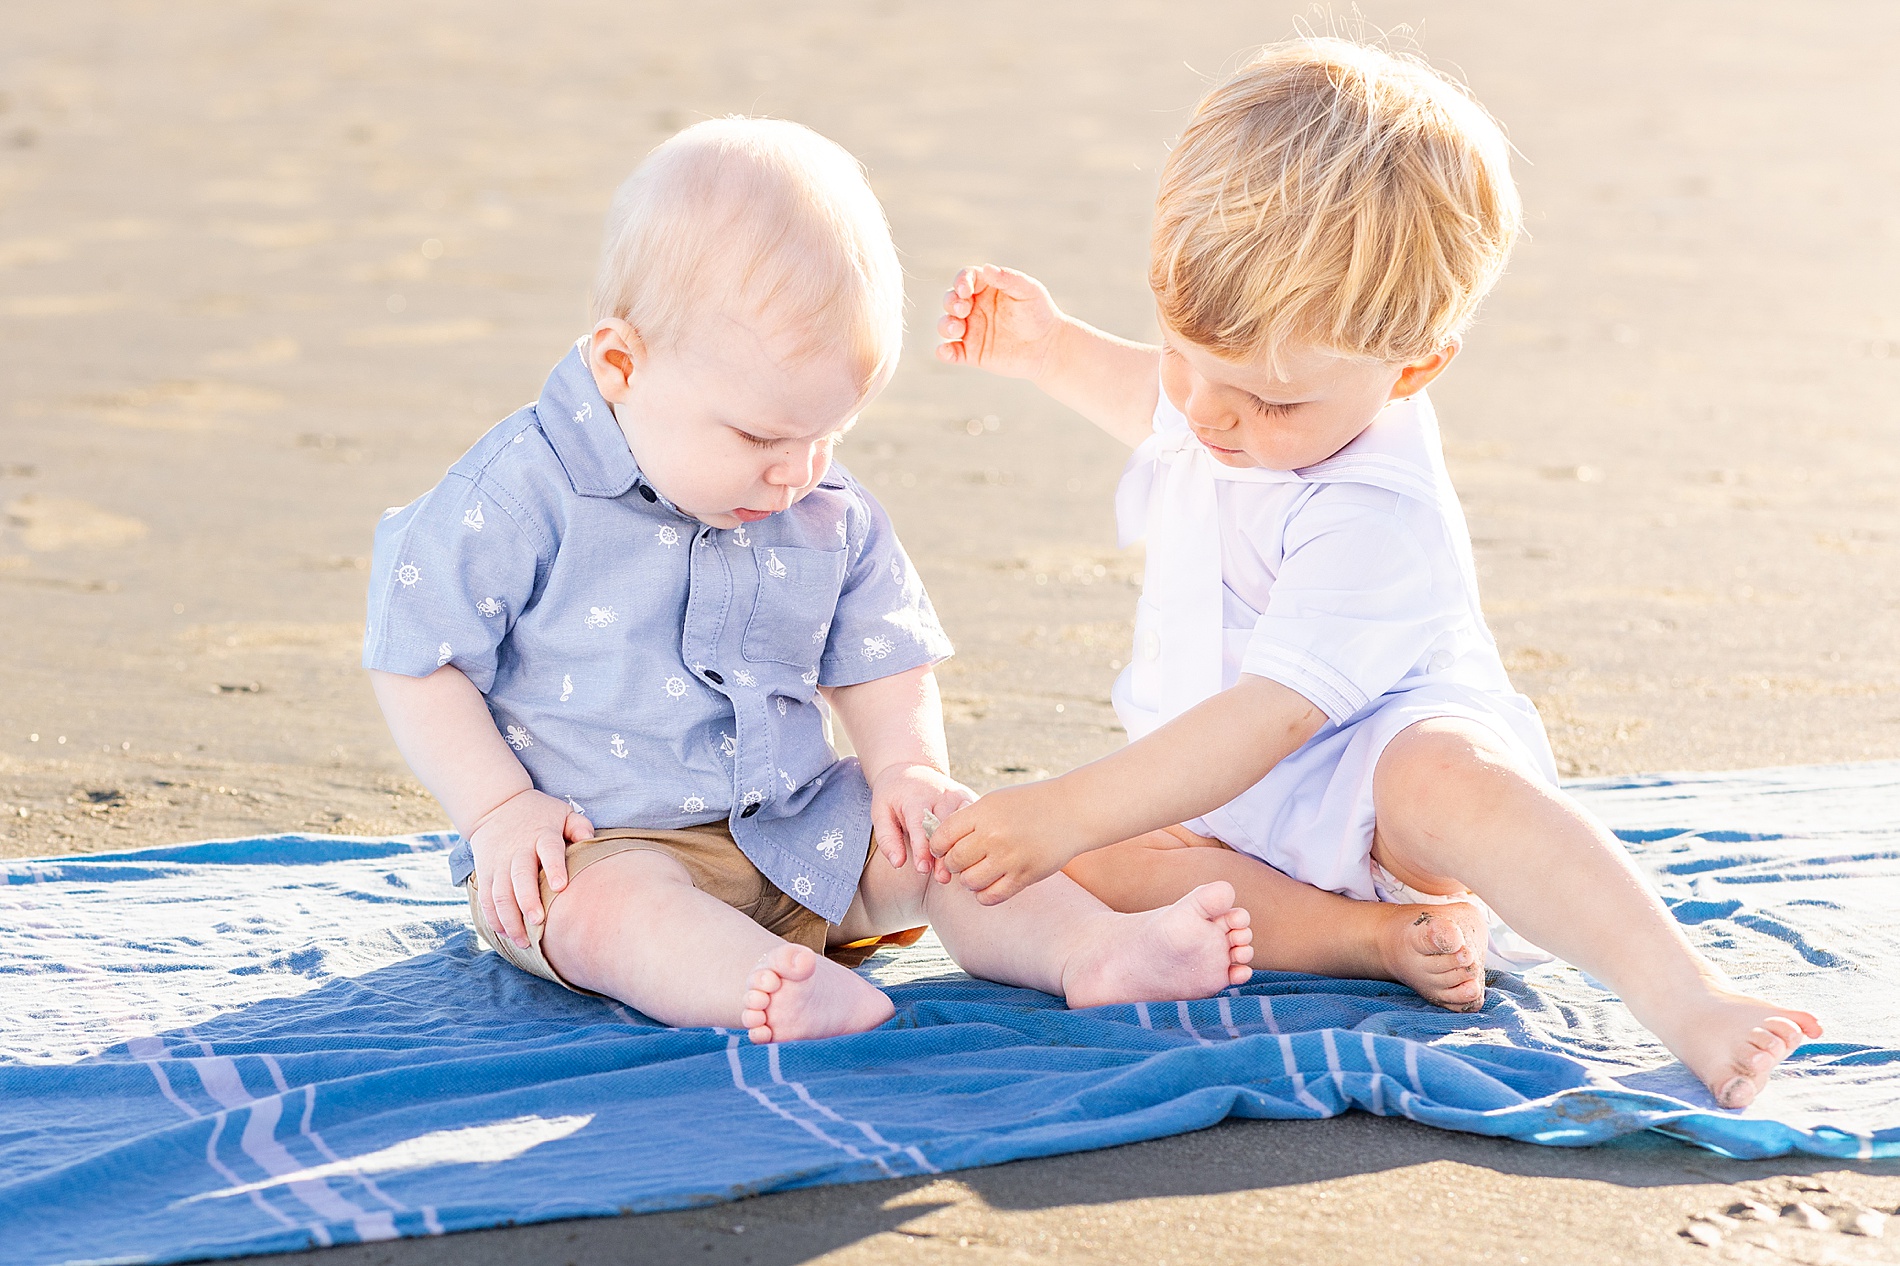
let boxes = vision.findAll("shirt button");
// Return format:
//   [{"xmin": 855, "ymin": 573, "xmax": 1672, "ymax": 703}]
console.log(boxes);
[
  {"xmin": 703, "ymin": 669, "xmax": 724, "ymax": 685},
  {"xmin": 1140, "ymin": 630, "xmax": 1162, "ymax": 661},
  {"xmin": 637, "ymin": 484, "xmax": 658, "ymax": 503},
  {"xmin": 1428, "ymin": 651, "xmax": 1454, "ymax": 673},
  {"xmin": 740, "ymin": 803, "xmax": 760, "ymax": 818}
]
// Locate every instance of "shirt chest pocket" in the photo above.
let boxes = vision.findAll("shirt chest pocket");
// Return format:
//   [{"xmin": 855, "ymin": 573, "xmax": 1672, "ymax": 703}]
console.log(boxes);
[{"xmin": 742, "ymin": 545, "xmax": 846, "ymax": 667}]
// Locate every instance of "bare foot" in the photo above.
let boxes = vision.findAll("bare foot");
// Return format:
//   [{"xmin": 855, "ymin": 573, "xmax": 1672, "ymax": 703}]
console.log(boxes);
[
  {"xmin": 1375, "ymin": 901, "xmax": 1488, "ymax": 1012},
  {"xmin": 1062, "ymin": 881, "xmax": 1254, "ymax": 1009},
  {"xmin": 740, "ymin": 943, "xmax": 896, "ymax": 1044},
  {"xmin": 1637, "ymin": 989, "xmax": 1823, "ymax": 1109}
]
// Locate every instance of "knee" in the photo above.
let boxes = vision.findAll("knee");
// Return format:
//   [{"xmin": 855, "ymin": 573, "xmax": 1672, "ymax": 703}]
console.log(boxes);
[{"xmin": 1376, "ymin": 720, "xmax": 1525, "ymax": 816}]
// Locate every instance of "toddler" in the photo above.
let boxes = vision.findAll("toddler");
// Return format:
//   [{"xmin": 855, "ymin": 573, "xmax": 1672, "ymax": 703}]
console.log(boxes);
[
  {"xmin": 930, "ymin": 40, "xmax": 1820, "ymax": 1108},
  {"xmin": 364, "ymin": 118, "xmax": 1253, "ymax": 1043}
]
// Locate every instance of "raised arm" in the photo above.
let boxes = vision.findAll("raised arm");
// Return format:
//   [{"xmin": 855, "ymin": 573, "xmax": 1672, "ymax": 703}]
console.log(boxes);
[
  {"xmin": 929, "ymin": 674, "xmax": 1327, "ymax": 903},
  {"xmin": 935, "ymin": 264, "xmax": 1162, "ymax": 448}
]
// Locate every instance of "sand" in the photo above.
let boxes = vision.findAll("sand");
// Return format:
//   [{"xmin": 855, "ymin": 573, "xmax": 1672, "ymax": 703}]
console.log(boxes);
[{"xmin": 3, "ymin": 0, "xmax": 1898, "ymax": 1260}]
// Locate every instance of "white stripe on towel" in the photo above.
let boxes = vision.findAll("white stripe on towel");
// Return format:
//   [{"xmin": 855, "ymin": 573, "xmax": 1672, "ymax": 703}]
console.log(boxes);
[{"xmin": 725, "ymin": 1036, "xmax": 896, "ymax": 1177}]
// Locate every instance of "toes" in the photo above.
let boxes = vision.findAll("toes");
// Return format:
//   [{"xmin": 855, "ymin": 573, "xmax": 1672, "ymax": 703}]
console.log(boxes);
[
  {"xmin": 1714, "ymin": 1074, "xmax": 1758, "ymax": 1110},
  {"xmin": 747, "ymin": 1022, "xmax": 774, "ymax": 1044},
  {"xmin": 1231, "ymin": 943, "xmax": 1254, "ymax": 965},
  {"xmin": 1227, "ymin": 963, "xmax": 1253, "ymax": 986},
  {"xmin": 1227, "ymin": 925, "xmax": 1253, "ymax": 948},
  {"xmin": 1184, "ymin": 881, "xmax": 1237, "ymax": 918}
]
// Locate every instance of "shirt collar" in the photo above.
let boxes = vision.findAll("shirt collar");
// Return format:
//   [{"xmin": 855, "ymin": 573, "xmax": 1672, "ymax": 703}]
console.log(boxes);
[{"xmin": 534, "ymin": 339, "xmax": 645, "ymax": 500}]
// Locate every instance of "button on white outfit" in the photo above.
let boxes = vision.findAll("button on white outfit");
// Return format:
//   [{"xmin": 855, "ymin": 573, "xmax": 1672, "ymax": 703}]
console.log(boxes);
[{"xmin": 1112, "ymin": 388, "xmax": 1558, "ymax": 971}]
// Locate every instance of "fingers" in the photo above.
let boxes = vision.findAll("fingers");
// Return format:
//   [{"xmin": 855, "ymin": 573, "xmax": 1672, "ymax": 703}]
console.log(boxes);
[
  {"xmin": 873, "ymin": 803, "xmax": 907, "ymax": 869},
  {"xmin": 486, "ymin": 869, "xmax": 530, "ymax": 948},
  {"xmin": 509, "ymin": 848, "xmax": 544, "ymax": 933},
  {"xmin": 537, "ymin": 833, "xmax": 570, "ymax": 894},
  {"xmin": 563, "ymin": 812, "xmax": 595, "ymax": 843}
]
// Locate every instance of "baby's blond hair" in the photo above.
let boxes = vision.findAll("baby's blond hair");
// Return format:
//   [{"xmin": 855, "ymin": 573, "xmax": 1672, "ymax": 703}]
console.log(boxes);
[
  {"xmin": 1151, "ymin": 38, "xmax": 1519, "ymax": 368},
  {"xmin": 593, "ymin": 118, "xmax": 903, "ymax": 392}
]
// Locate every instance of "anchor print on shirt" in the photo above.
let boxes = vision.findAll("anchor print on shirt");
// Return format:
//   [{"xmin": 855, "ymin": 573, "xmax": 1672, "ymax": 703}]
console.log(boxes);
[
  {"xmin": 731, "ymin": 524, "xmax": 750, "ymax": 548},
  {"xmin": 815, "ymin": 829, "xmax": 845, "ymax": 861},
  {"xmin": 573, "ymin": 402, "xmax": 592, "ymax": 425},
  {"xmin": 763, "ymin": 549, "xmax": 787, "ymax": 580},
  {"xmin": 584, "ymin": 606, "xmax": 617, "ymax": 629},
  {"xmin": 476, "ymin": 597, "xmax": 504, "ymax": 618},
  {"xmin": 656, "ymin": 525, "xmax": 680, "ymax": 548},
  {"xmin": 861, "ymin": 635, "xmax": 895, "ymax": 661},
  {"xmin": 559, "ymin": 674, "xmax": 574, "ymax": 702},
  {"xmin": 780, "ymin": 769, "xmax": 796, "ymax": 793},
  {"xmin": 504, "ymin": 725, "xmax": 533, "ymax": 751},
  {"xmin": 436, "ymin": 642, "xmax": 453, "ymax": 667},
  {"xmin": 396, "ymin": 562, "xmax": 421, "ymax": 587},
  {"xmin": 463, "ymin": 502, "xmax": 485, "ymax": 532},
  {"xmin": 609, "ymin": 733, "xmax": 629, "ymax": 759}
]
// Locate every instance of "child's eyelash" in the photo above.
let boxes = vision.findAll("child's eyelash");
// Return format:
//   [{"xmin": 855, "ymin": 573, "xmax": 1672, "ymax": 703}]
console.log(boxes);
[
  {"xmin": 738, "ymin": 432, "xmax": 776, "ymax": 448},
  {"xmin": 1247, "ymin": 396, "xmax": 1294, "ymax": 417}
]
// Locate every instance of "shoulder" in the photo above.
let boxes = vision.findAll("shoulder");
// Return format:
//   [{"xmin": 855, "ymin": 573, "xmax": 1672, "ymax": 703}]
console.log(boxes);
[{"xmin": 388, "ymin": 407, "xmax": 566, "ymax": 557}]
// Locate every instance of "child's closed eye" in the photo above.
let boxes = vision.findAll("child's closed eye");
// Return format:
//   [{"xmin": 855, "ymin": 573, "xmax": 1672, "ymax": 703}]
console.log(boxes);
[{"xmin": 1246, "ymin": 395, "xmax": 1296, "ymax": 418}]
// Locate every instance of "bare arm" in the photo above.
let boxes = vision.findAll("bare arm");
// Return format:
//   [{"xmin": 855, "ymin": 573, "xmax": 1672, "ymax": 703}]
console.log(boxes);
[
  {"xmin": 930, "ymin": 675, "xmax": 1327, "ymax": 902},
  {"xmin": 823, "ymin": 665, "xmax": 975, "ymax": 870},
  {"xmin": 936, "ymin": 264, "xmax": 1161, "ymax": 448},
  {"xmin": 370, "ymin": 665, "xmax": 531, "ymax": 833},
  {"xmin": 370, "ymin": 665, "xmax": 592, "ymax": 944}
]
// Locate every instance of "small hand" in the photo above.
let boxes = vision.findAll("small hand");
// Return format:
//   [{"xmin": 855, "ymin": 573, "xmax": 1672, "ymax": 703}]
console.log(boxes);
[
  {"xmin": 935, "ymin": 264, "xmax": 1065, "ymax": 380},
  {"xmin": 928, "ymin": 781, "xmax": 1084, "ymax": 905},
  {"xmin": 467, "ymin": 788, "xmax": 594, "ymax": 948},
  {"xmin": 869, "ymin": 763, "xmax": 976, "ymax": 873}
]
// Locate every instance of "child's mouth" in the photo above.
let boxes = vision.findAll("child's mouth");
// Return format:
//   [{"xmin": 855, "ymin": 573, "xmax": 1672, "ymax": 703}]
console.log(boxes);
[{"xmin": 732, "ymin": 508, "xmax": 773, "ymax": 523}]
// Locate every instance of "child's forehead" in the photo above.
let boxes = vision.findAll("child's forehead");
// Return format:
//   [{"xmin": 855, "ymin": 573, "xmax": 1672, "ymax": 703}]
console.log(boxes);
[
  {"xmin": 1167, "ymin": 328, "xmax": 1367, "ymax": 394},
  {"xmin": 671, "ymin": 317, "xmax": 868, "ymax": 433}
]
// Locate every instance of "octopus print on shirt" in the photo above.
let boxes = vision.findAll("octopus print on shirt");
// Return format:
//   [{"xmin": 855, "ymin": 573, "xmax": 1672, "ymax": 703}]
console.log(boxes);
[{"xmin": 364, "ymin": 340, "xmax": 953, "ymax": 921}]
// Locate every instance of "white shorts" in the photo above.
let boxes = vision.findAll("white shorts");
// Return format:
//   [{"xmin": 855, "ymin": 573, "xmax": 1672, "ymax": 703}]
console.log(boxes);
[{"xmin": 1190, "ymin": 682, "xmax": 1559, "ymax": 974}]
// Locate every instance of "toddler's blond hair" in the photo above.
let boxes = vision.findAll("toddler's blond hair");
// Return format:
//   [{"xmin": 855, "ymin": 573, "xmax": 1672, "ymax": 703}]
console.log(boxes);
[
  {"xmin": 593, "ymin": 118, "xmax": 903, "ymax": 392},
  {"xmin": 1151, "ymin": 38, "xmax": 1519, "ymax": 368}
]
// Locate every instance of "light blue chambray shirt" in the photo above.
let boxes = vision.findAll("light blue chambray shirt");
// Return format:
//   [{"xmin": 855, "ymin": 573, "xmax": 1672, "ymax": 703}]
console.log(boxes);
[{"xmin": 363, "ymin": 340, "xmax": 953, "ymax": 922}]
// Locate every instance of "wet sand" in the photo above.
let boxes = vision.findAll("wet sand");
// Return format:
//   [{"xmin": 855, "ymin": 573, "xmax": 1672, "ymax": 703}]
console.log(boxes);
[{"xmin": 4, "ymin": 1, "xmax": 1899, "ymax": 1260}]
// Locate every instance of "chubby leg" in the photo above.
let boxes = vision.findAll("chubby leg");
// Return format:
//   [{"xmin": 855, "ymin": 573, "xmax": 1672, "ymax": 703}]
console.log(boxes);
[
  {"xmin": 539, "ymin": 849, "xmax": 892, "ymax": 1043},
  {"xmin": 1370, "ymin": 718, "xmax": 1822, "ymax": 1108},
  {"xmin": 1063, "ymin": 826, "xmax": 1486, "ymax": 1011},
  {"xmin": 844, "ymin": 847, "xmax": 1253, "ymax": 1007}
]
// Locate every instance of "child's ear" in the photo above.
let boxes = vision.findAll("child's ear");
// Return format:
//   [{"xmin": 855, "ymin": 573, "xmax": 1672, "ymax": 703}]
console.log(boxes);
[
  {"xmin": 588, "ymin": 318, "xmax": 646, "ymax": 403},
  {"xmin": 1388, "ymin": 339, "xmax": 1460, "ymax": 402}
]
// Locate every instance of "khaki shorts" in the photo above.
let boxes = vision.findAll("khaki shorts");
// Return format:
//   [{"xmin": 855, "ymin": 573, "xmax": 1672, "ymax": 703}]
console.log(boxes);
[{"xmin": 465, "ymin": 821, "xmax": 924, "ymax": 993}]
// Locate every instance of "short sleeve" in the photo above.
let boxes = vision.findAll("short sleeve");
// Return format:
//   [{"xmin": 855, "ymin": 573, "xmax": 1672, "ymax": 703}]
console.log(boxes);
[
  {"xmin": 1240, "ymin": 484, "xmax": 1460, "ymax": 724},
  {"xmin": 363, "ymin": 472, "xmax": 546, "ymax": 692},
  {"xmin": 817, "ymin": 482, "xmax": 953, "ymax": 687}
]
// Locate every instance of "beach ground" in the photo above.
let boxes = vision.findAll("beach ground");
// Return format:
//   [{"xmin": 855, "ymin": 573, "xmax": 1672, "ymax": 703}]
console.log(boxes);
[{"xmin": 4, "ymin": 1, "xmax": 1898, "ymax": 1260}]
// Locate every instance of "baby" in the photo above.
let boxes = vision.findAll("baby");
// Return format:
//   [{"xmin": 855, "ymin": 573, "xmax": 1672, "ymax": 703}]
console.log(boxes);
[
  {"xmin": 930, "ymin": 40, "xmax": 1821, "ymax": 1108},
  {"xmin": 363, "ymin": 118, "xmax": 1253, "ymax": 1044}
]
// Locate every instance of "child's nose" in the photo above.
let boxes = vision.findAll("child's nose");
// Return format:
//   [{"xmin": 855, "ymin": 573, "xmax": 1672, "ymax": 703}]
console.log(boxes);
[{"xmin": 1184, "ymin": 386, "xmax": 1238, "ymax": 431}]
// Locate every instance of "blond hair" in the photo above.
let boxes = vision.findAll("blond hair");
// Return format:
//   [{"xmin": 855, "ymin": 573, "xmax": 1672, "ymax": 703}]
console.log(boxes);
[
  {"xmin": 1151, "ymin": 38, "xmax": 1520, "ymax": 367},
  {"xmin": 592, "ymin": 118, "xmax": 903, "ymax": 391}
]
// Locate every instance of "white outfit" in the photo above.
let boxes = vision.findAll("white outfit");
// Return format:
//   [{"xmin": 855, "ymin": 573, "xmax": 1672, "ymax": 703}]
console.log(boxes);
[{"xmin": 1112, "ymin": 388, "xmax": 1556, "ymax": 971}]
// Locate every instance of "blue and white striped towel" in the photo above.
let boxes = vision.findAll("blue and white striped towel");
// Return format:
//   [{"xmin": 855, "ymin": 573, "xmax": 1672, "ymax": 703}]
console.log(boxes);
[{"xmin": 3, "ymin": 763, "xmax": 1897, "ymax": 1265}]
